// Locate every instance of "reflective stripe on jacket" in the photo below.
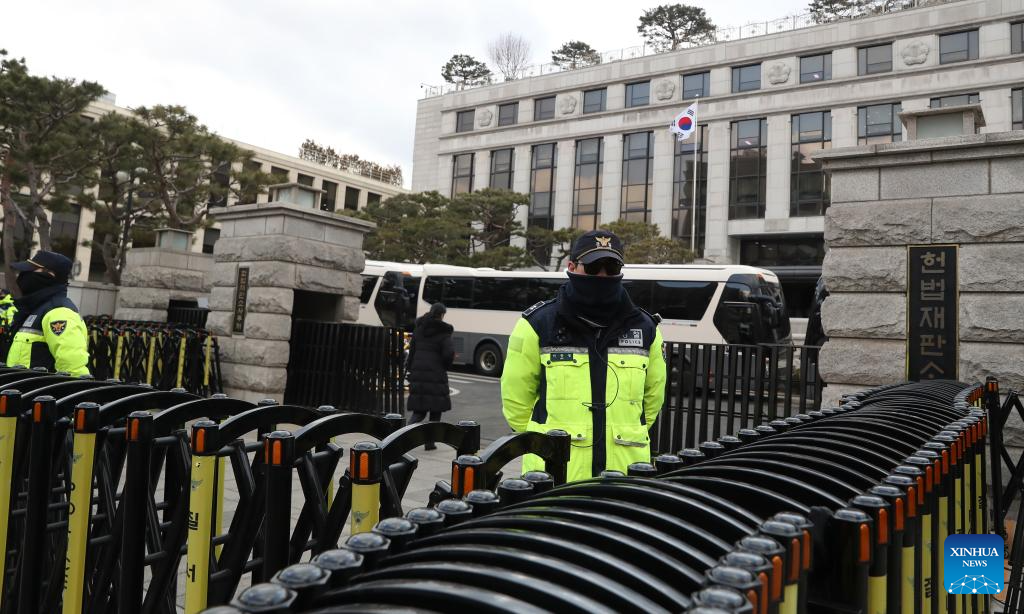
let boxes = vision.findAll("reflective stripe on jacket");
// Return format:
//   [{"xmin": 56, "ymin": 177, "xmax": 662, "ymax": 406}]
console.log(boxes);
[
  {"xmin": 501, "ymin": 299, "xmax": 667, "ymax": 482},
  {"xmin": 6, "ymin": 305, "xmax": 90, "ymax": 376}
]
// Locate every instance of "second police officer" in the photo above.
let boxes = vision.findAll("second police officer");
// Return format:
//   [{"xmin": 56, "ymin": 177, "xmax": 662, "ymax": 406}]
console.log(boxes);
[
  {"xmin": 5, "ymin": 250, "xmax": 90, "ymax": 376},
  {"xmin": 501, "ymin": 230, "xmax": 666, "ymax": 482}
]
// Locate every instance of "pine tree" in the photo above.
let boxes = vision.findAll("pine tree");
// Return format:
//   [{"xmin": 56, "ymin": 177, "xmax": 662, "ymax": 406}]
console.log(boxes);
[
  {"xmin": 551, "ymin": 41, "xmax": 603, "ymax": 70},
  {"xmin": 637, "ymin": 4, "xmax": 717, "ymax": 52},
  {"xmin": 440, "ymin": 54, "xmax": 493, "ymax": 90}
]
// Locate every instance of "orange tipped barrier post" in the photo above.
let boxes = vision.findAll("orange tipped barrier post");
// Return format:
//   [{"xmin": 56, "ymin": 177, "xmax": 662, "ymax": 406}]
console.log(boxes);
[
  {"xmin": 117, "ymin": 411, "xmax": 155, "ymax": 612},
  {"xmin": 184, "ymin": 420, "xmax": 219, "ymax": 614},
  {"xmin": 0, "ymin": 390, "xmax": 21, "ymax": 603},
  {"xmin": 263, "ymin": 431, "xmax": 297, "ymax": 579},
  {"xmin": 62, "ymin": 402, "xmax": 100, "ymax": 614},
  {"xmin": 350, "ymin": 441, "xmax": 383, "ymax": 535},
  {"xmin": 16, "ymin": 396, "xmax": 58, "ymax": 614}
]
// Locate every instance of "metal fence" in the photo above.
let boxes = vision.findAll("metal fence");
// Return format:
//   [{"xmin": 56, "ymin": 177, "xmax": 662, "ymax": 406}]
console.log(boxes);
[
  {"xmin": 167, "ymin": 305, "xmax": 210, "ymax": 328},
  {"xmin": 422, "ymin": 0, "xmax": 962, "ymax": 98},
  {"xmin": 651, "ymin": 342, "xmax": 823, "ymax": 454},
  {"xmin": 284, "ymin": 320, "xmax": 406, "ymax": 414}
]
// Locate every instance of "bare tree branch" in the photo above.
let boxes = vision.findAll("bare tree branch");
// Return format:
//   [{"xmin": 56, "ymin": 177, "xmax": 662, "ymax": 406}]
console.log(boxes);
[{"xmin": 488, "ymin": 33, "xmax": 532, "ymax": 81}]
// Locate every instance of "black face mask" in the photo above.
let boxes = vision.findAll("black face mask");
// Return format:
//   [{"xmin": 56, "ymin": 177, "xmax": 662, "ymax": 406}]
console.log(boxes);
[
  {"xmin": 562, "ymin": 272, "xmax": 632, "ymax": 327},
  {"xmin": 16, "ymin": 271, "xmax": 58, "ymax": 296}
]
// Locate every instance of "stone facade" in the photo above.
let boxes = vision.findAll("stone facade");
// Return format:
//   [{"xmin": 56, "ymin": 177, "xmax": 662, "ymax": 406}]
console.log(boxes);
[
  {"xmin": 206, "ymin": 202, "xmax": 374, "ymax": 403},
  {"xmin": 412, "ymin": 0, "xmax": 1024, "ymax": 267},
  {"xmin": 816, "ymin": 132, "xmax": 1024, "ymax": 406},
  {"xmin": 114, "ymin": 247, "xmax": 213, "ymax": 322}
]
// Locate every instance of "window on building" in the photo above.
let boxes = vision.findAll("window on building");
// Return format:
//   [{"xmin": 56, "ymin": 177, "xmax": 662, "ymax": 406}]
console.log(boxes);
[
  {"xmin": 208, "ymin": 161, "xmax": 231, "ymax": 208},
  {"xmin": 791, "ymin": 111, "xmax": 832, "ymax": 218},
  {"xmin": 858, "ymin": 43, "xmax": 892, "ymax": 75},
  {"xmin": 240, "ymin": 159, "xmax": 264, "ymax": 204},
  {"xmin": 729, "ymin": 118, "xmax": 768, "ymax": 220},
  {"xmin": 344, "ymin": 186, "xmax": 360, "ymax": 211},
  {"xmin": 498, "ymin": 102, "xmax": 519, "ymax": 126},
  {"xmin": 740, "ymin": 236, "xmax": 825, "ymax": 267},
  {"xmin": 1013, "ymin": 22, "xmax": 1023, "ymax": 54},
  {"xmin": 800, "ymin": 53, "xmax": 832, "ymax": 83},
  {"xmin": 202, "ymin": 228, "xmax": 221, "ymax": 255},
  {"xmin": 456, "ymin": 110, "xmax": 475, "ymax": 132},
  {"xmin": 583, "ymin": 88, "xmax": 607, "ymax": 113},
  {"xmin": 534, "ymin": 96, "xmax": 556, "ymax": 121},
  {"xmin": 297, "ymin": 173, "xmax": 314, "ymax": 186},
  {"xmin": 672, "ymin": 125, "xmax": 708, "ymax": 255},
  {"xmin": 732, "ymin": 64, "xmax": 761, "ymax": 93},
  {"xmin": 621, "ymin": 132, "xmax": 653, "ymax": 223},
  {"xmin": 489, "ymin": 148, "xmax": 514, "ymax": 190},
  {"xmin": 625, "ymin": 81, "xmax": 650, "ymax": 108},
  {"xmin": 367, "ymin": 193, "xmax": 381, "ymax": 207},
  {"xmin": 682, "ymin": 72, "xmax": 710, "ymax": 99},
  {"xmin": 1013, "ymin": 88, "xmax": 1023, "ymax": 130},
  {"xmin": 858, "ymin": 103, "xmax": 903, "ymax": 145},
  {"xmin": 572, "ymin": 138, "xmax": 603, "ymax": 231},
  {"xmin": 51, "ymin": 206, "xmax": 81, "ymax": 262},
  {"xmin": 451, "ymin": 153, "xmax": 474, "ymax": 195},
  {"xmin": 321, "ymin": 180, "xmax": 338, "ymax": 211},
  {"xmin": 270, "ymin": 166, "xmax": 289, "ymax": 183},
  {"xmin": 529, "ymin": 143, "xmax": 556, "ymax": 230},
  {"xmin": 930, "ymin": 93, "xmax": 980, "ymax": 108},
  {"xmin": 939, "ymin": 29, "xmax": 979, "ymax": 64}
]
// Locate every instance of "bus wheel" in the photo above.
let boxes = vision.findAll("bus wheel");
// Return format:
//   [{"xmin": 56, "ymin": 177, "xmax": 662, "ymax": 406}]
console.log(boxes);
[{"xmin": 474, "ymin": 342, "xmax": 503, "ymax": 377}]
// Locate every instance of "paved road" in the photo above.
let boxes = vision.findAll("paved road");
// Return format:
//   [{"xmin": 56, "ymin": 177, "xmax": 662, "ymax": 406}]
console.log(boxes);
[{"xmin": 442, "ymin": 366, "xmax": 510, "ymax": 444}]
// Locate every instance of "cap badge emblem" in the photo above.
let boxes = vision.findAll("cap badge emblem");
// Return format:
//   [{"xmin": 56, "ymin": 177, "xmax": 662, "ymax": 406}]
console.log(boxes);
[{"xmin": 595, "ymin": 236, "xmax": 611, "ymax": 247}]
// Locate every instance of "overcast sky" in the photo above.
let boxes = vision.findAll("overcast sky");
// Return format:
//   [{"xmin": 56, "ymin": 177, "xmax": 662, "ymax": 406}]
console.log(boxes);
[{"xmin": 6, "ymin": 0, "xmax": 806, "ymax": 186}]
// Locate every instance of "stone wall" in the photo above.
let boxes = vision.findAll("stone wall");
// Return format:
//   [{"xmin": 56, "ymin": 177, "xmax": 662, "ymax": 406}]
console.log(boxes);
[
  {"xmin": 114, "ymin": 248, "xmax": 213, "ymax": 322},
  {"xmin": 68, "ymin": 281, "xmax": 118, "ymax": 317},
  {"xmin": 205, "ymin": 202, "xmax": 374, "ymax": 403},
  {"xmin": 816, "ymin": 132, "xmax": 1024, "ymax": 406}
]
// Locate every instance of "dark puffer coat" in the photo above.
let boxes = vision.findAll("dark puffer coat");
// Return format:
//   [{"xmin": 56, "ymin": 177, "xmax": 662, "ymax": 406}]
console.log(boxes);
[{"xmin": 406, "ymin": 316, "xmax": 455, "ymax": 413}]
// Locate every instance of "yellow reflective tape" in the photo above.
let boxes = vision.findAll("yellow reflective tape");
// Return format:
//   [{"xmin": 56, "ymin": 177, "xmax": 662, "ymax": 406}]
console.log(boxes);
[
  {"xmin": 974, "ymin": 457, "xmax": 982, "ymax": 536},
  {"xmin": 0, "ymin": 418, "xmax": 17, "ymax": 600},
  {"xmin": 184, "ymin": 455, "xmax": 216, "ymax": 614},
  {"xmin": 868, "ymin": 574, "xmax": 887, "ymax": 614},
  {"xmin": 146, "ymin": 334, "xmax": 156, "ymax": 386},
  {"xmin": 215, "ymin": 456, "xmax": 225, "ymax": 558},
  {"xmin": 939, "ymin": 495, "xmax": 948, "ymax": 610},
  {"xmin": 779, "ymin": 582, "xmax": 798, "ymax": 614},
  {"xmin": 922, "ymin": 513, "xmax": 932, "ymax": 614},
  {"xmin": 203, "ymin": 336, "xmax": 212, "ymax": 388},
  {"xmin": 903, "ymin": 545, "xmax": 915, "ymax": 614},
  {"xmin": 63, "ymin": 431, "xmax": 96, "ymax": 614},
  {"xmin": 176, "ymin": 336, "xmax": 186, "ymax": 389},
  {"xmin": 964, "ymin": 463, "xmax": 972, "ymax": 534},
  {"xmin": 351, "ymin": 482, "xmax": 380, "ymax": 535},
  {"xmin": 955, "ymin": 477, "xmax": 963, "ymax": 535},
  {"xmin": 113, "ymin": 335, "xmax": 124, "ymax": 380}
]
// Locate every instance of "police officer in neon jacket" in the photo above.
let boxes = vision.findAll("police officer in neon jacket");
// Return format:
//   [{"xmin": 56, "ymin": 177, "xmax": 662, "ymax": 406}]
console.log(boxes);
[
  {"xmin": 5, "ymin": 251, "xmax": 90, "ymax": 376},
  {"xmin": 501, "ymin": 230, "xmax": 666, "ymax": 482}
]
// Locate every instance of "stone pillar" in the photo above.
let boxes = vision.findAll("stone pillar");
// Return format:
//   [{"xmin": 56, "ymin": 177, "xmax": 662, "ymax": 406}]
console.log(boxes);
[
  {"xmin": 703, "ymin": 120, "xmax": 732, "ymax": 262},
  {"xmin": 115, "ymin": 236, "xmax": 213, "ymax": 322},
  {"xmin": 553, "ymin": 140, "xmax": 575, "ymax": 230},
  {"xmin": 473, "ymin": 150, "xmax": 490, "ymax": 191},
  {"xmin": 764, "ymin": 114, "xmax": 792, "ymax": 223},
  {"xmin": 650, "ymin": 131, "xmax": 675, "ymax": 236},
  {"xmin": 599, "ymin": 135, "xmax": 623, "ymax": 224},
  {"xmin": 815, "ymin": 132, "xmax": 1024, "ymax": 406},
  {"xmin": 511, "ymin": 145, "xmax": 532, "ymax": 249},
  {"xmin": 207, "ymin": 202, "xmax": 375, "ymax": 403}
]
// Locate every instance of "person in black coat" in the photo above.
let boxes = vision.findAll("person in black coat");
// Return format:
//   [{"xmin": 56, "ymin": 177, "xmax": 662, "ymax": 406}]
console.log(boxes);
[{"xmin": 406, "ymin": 302, "xmax": 454, "ymax": 449}]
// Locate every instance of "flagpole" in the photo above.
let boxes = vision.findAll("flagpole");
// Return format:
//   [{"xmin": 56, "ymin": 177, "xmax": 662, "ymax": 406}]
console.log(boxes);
[{"xmin": 690, "ymin": 98, "xmax": 699, "ymax": 257}]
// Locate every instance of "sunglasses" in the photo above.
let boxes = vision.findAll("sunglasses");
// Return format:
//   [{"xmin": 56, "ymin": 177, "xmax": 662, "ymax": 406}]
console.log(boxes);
[{"xmin": 581, "ymin": 258, "xmax": 623, "ymax": 276}]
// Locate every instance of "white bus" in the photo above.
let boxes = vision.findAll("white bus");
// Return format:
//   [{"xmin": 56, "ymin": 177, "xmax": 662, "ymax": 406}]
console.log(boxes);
[{"xmin": 358, "ymin": 261, "xmax": 791, "ymax": 376}]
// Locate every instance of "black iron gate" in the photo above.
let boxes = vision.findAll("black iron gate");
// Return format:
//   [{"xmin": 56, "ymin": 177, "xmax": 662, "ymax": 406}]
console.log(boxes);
[
  {"xmin": 284, "ymin": 320, "xmax": 406, "ymax": 415},
  {"xmin": 651, "ymin": 342, "xmax": 823, "ymax": 453}
]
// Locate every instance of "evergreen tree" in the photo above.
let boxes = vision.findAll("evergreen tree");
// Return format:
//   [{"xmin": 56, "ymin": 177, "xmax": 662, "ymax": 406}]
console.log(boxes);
[
  {"xmin": 441, "ymin": 54, "xmax": 493, "ymax": 90},
  {"xmin": 637, "ymin": 4, "xmax": 717, "ymax": 52},
  {"xmin": 550, "ymin": 41, "xmax": 603, "ymax": 70}
]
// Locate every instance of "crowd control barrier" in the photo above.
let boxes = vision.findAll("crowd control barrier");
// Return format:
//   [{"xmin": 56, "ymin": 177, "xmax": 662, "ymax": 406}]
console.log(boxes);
[
  {"xmin": 206, "ymin": 378, "xmax": 998, "ymax": 614},
  {"xmin": 84, "ymin": 316, "xmax": 223, "ymax": 396}
]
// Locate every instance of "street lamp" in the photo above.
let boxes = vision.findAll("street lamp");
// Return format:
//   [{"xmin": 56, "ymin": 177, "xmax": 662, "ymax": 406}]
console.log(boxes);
[{"xmin": 114, "ymin": 167, "xmax": 146, "ymax": 273}]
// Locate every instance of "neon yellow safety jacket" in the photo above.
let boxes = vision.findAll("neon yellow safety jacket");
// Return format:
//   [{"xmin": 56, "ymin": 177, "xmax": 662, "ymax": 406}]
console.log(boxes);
[
  {"xmin": 501, "ymin": 297, "xmax": 666, "ymax": 482},
  {"xmin": 5, "ymin": 289, "xmax": 89, "ymax": 376},
  {"xmin": 0, "ymin": 295, "xmax": 15, "ymax": 327}
]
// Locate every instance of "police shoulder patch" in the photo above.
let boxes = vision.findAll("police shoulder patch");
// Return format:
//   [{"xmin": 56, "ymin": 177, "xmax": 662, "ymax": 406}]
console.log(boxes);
[
  {"xmin": 522, "ymin": 299, "xmax": 554, "ymax": 318},
  {"xmin": 49, "ymin": 320, "xmax": 68, "ymax": 336},
  {"xmin": 638, "ymin": 307, "xmax": 662, "ymax": 324}
]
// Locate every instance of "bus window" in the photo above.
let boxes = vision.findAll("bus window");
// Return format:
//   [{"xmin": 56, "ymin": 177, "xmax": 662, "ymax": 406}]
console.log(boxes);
[
  {"xmin": 359, "ymin": 275, "xmax": 378, "ymax": 304},
  {"xmin": 651, "ymin": 281, "xmax": 717, "ymax": 321},
  {"xmin": 713, "ymin": 276, "xmax": 792, "ymax": 344},
  {"xmin": 472, "ymin": 278, "xmax": 521, "ymax": 311},
  {"xmin": 422, "ymin": 276, "xmax": 473, "ymax": 309},
  {"xmin": 622, "ymin": 280, "xmax": 655, "ymax": 313},
  {"xmin": 374, "ymin": 271, "xmax": 420, "ymax": 331}
]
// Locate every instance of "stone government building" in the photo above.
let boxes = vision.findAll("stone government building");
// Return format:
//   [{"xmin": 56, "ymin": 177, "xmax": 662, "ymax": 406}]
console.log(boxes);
[{"xmin": 411, "ymin": 0, "xmax": 1024, "ymax": 318}]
